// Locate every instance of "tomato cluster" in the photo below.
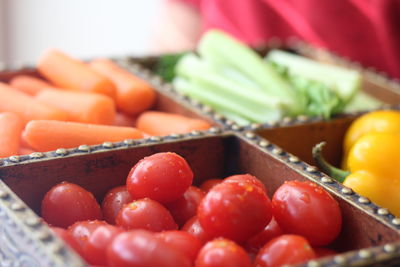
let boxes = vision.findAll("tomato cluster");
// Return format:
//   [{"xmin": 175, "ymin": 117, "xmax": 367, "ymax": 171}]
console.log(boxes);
[{"xmin": 41, "ymin": 152, "xmax": 342, "ymax": 267}]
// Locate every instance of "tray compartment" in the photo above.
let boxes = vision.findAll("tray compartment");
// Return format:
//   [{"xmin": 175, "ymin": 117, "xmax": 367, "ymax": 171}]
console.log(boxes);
[{"xmin": 0, "ymin": 131, "xmax": 400, "ymax": 266}]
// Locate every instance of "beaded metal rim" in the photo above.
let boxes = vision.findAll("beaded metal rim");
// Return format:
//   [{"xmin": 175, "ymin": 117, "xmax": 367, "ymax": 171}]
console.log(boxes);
[
  {"xmin": 0, "ymin": 181, "xmax": 86, "ymax": 267},
  {"xmin": 0, "ymin": 128, "xmax": 230, "ymax": 166},
  {"xmin": 240, "ymin": 130, "xmax": 400, "ymax": 266}
]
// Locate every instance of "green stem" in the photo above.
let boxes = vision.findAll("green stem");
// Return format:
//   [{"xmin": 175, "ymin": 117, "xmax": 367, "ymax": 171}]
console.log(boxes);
[{"xmin": 312, "ymin": 142, "xmax": 350, "ymax": 183}]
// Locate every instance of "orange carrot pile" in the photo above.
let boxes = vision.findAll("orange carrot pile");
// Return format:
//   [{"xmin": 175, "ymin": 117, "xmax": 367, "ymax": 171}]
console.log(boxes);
[
  {"xmin": 0, "ymin": 49, "xmax": 213, "ymax": 157},
  {"xmin": 9, "ymin": 75, "xmax": 53, "ymax": 96},
  {"xmin": 0, "ymin": 112, "xmax": 23, "ymax": 157},
  {"xmin": 0, "ymin": 82, "xmax": 68, "ymax": 124},
  {"xmin": 90, "ymin": 58, "xmax": 156, "ymax": 115},
  {"xmin": 36, "ymin": 89, "xmax": 116, "ymax": 125},
  {"xmin": 38, "ymin": 49, "xmax": 116, "ymax": 99},
  {"xmin": 136, "ymin": 111, "xmax": 212, "ymax": 136},
  {"xmin": 23, "ymin": 120, "xmax": 144, "ymax": 152}
]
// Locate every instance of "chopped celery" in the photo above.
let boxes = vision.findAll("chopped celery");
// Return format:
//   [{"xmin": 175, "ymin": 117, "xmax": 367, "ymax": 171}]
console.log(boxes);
[
  {"xmin": 266, "ymin": 49, "xmax": 362, "ymax": 104},
  {"xmin": 175, "ymin": 53, "xmax": 283, "ymax": 109},
  {"xmin": 173, "ymin": 78, "xmax": 283, "ymax": 123},
  {"xmin": 197, "ymin": 30, "xmax": 305, "ymax": 115}
]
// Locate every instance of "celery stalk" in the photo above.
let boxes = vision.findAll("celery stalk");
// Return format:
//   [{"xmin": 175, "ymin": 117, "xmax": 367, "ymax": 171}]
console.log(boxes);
[
  {"xmin": 173, "ymin": 78, "xmax": 283, "ymax": 123},
  {"xmin": 267, "ymin": 49, "xmax": 362, "ymax": 104},
  {"xmin": 175, "ymin": 54, "xmax": 284, "ymax": 109},
  {"xmin": 197, "ymin": 30, "xmax": 305, "ymax": 115}
]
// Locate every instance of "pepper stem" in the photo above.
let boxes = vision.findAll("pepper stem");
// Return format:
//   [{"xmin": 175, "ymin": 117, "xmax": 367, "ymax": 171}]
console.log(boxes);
[{"xmin": 312, "ymin": 142, "xmax": 350, "ymax": 183}]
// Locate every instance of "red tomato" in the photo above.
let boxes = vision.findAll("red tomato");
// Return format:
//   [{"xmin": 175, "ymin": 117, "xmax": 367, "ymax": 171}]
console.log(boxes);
[
  {"xmin": 115, "ymin": 198, "xmax": 178, "ymax": 231},
  {"xmin": 199, "ymin": 179, "xmax": 223, "ymax": 192},
  {"xmin": 254, "ymin": 235, "xmax": 316, "ymax": 267},
  {"xmin": 245, "ymin": 217, "xmax": 284, "ymax": 254},
  {"xmin": 313, "ymin": 247, "xmax": 337, "ymax": 258},
  {"xmin": 272, "ymin": 180, "xmax": 342, "ymax": 246},
  {"xmin": 156, "ymin": 230, "xmax": 202, "ymax": 263},
  {"xmin": 107, "ymin": 230, "xmax": 191, "ymax": 267},
  {"xmin": 68, "ymin": 220, "xmax": 108, "ymax": 252},
  {"xmin": 182, "ymin": 216, "xmax": 213, "ymax": 245},
  {"xmin": 84, "ymin": 224, "xmax": 123, "ymax": 265},
  {"xmin": 198, "ymin": 181, "xmax": 272, "ymax": 242},
  {"xmin": 101, "ymin": 186, "xmax": 133, "ymax": 225},
  {"xmin": 223, "ymin": 174, "xmax": 267, "ymax": 192},
  {"xmin": 41, "ymin": 182, "xmax": 102, "ymax": 228},
  {"xmin": 166, "ymin": 186, "xmax": 205, "ymax": 226},
  {"xmin": 126, "ymin": 152, "xmax": 193, "ymax": 203},
  {"xmin": 195, "ymin": 238, "xmax": 252, "ymax": 267},
  {"xmin": 51, "ymin": 227, "xmax": 83, "ymax": 257}
]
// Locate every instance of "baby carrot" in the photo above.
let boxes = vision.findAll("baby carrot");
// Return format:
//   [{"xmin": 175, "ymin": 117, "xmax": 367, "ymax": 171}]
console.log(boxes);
[
  {"xmin": 90, "ymin": 58, "xmax": 156, "ymax": 115},
  {"xmin": 9, "ymin": 75, "xmax": 53, "ymax": 96},
  {"xmin": 136, "ymin": 111, "xmax": 211, "ymax": 136},
  {"xmin": 113, "ymin": 112, "xmax": 137, "ymax": 127},
  {"xmin": 36, "ymin": 89, "xmax": 116, "ymax": 125},
  {"xmin": 23, "ymin": 120, "xmax": 144, "ymax": 152},
  {"xmin": 0, "ymin": 82, "xmax": 68, "ymax": 124},
  {"xmin": 38, "ymin": 49, "xmax": 116, "ymax": 99},
  {"xmin": 0, "ymin": 112, "xmax": 23, "ymax": 158}
]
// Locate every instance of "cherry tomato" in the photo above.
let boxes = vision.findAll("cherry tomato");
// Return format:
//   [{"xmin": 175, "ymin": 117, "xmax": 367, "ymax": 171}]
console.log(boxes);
[
  {"xmin": 313, "ymin": 247, "xmax": 337, "ymax": 258},
  {"xmin": 198, "ymin": 181, "xmax": 272, "ymax": 242},
  {"xmin": 195, "ymin": 238, "xmax": 252, "ymax": 267},
  {"xmin": 68, "ymin": 220, "xmax": 108, "ymax": 252},
  {"xmin": 272, "ymin": 180, "xmax": 342, "ymax": 246},
  {"xmin": 199, "ymin": 179, "xmax": 223, "ymax": 192},
  {"xmin": 41, "ymin": 182, "xmax": 102, "ymax": 228},
  {"xmin": 126, "ymin": 152, "xmax": 193, "ymax": 203},
  {"xmin": 254, "ymin": 235, "xmax": 316, "ymax": 267},
  {"xmin": 107, "ymin": 230, "xmax": 191, "ymax": 267},
  {"xmin": 182, "ymin": 216, "xmax": 213, "ymax": 245},
  {"xmin": 245, "ymin": 217, "xmax": 284, "ymax": 254},
  {"xmin": 223, "ymin": 174, "xmax": 267, "ymax": 192},
  {"xmin": 166, "ymin": 186, "xmax": 205, "ymax": 226},
  {"xmin": 101, "ymin": 186, "xmax": 133, "ymax": 225},
  {"xmin": 51, "ymin": 227, "xmax": 83, "ymax": 257},
  {"xmin": 84, "ymin": 224, "xmax": 123, "ymax": 265},
  {"xmin": 116, "ymin": 198, "xmax": 178, "ymax": 231},
  {"xmin": 156, "ymin": 230, "xmax": 202, "ymax": 263}
]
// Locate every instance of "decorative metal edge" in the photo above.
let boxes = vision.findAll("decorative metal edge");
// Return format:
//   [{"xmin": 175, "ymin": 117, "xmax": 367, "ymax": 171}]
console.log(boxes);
[
  {"xmin": 0, "ymin": 181, "xmax": 86, "ymax": 267},
  {"xmin": 0, "ymin": 127, "xmax": 227, "ymax": 166},
  {"xmin": 238, "ymin": 131, "xmax": 400, "ymax": 266}
]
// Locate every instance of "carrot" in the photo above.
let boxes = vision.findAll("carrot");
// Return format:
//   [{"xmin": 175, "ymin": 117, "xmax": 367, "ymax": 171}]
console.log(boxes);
[
  {"xmin": 0, "ymin": 112, "xmax": 23, "ymax": 158},
  {"xmin": 0, "ymin": 82, "xmax": 68, "ymax": 124},
  {"xmin": 136, "ymin": 111, "xmax": 211, "ymax": 136},
  {"xmin": 9, "ymin": 75, "xmax": 53, "ymax": 96},
  {"xmin": 113, "ymin": 112, "xmax": 137, "ymax": 127},
  {"xmin": 23, "ymin": 120, "xmax": 144, "ymax": 152},
  {"xmin": 38, "ymin": 49, "xmax": 116, "ymax": 99},
  {"xmin": 36, "ymin": 89, "xmax": 116, "ymax": 125},
  {"xmin": 90, "ymin": 58, "xmax": 156, "ymax": 115}
]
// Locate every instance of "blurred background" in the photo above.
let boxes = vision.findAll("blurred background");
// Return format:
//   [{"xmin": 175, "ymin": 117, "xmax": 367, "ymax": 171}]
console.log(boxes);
[{"xmin": 0, "ymin": 0, "xmax": 162, "ymax": 65}]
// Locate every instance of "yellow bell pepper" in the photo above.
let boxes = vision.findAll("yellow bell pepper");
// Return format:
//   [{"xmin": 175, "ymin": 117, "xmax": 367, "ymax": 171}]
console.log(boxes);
[
  {"xmin": 313, "ymin": 110, "xmax": 400, "ymax": 217},
  {"xmin": 343, "ymin": 110, "xmax": 400, "ymax": 167},
  {"xmin": 344, "ymin": 132, "xmax": 400, "ymax": 217}
]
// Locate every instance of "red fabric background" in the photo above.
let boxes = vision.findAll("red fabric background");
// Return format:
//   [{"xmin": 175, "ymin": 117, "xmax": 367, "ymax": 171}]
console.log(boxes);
[{"xmin": 179, "ymin": 0, "xmax": 400, "ymax": 79}]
